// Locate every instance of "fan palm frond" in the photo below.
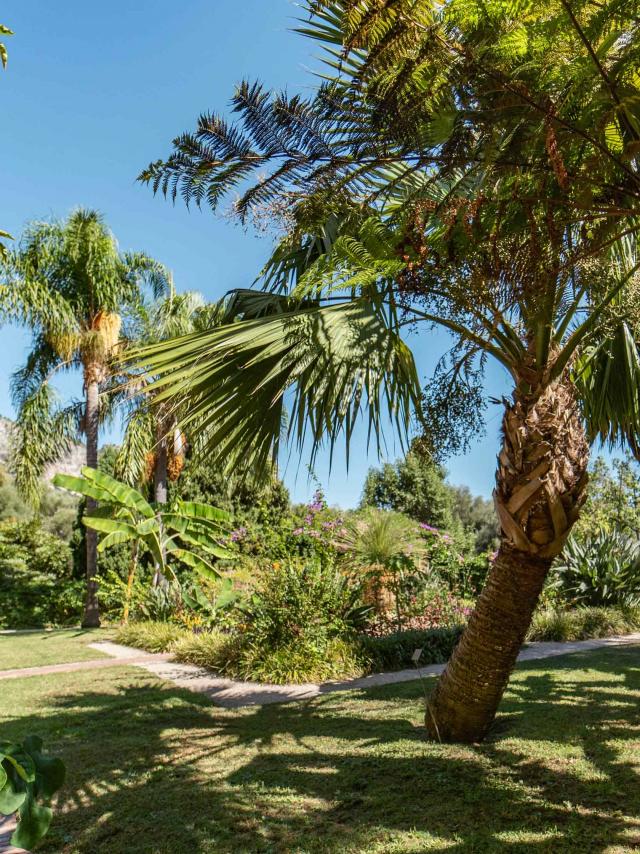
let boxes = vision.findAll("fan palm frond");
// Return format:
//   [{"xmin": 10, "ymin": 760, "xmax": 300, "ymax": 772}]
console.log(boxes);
[{"xmin": 130, "ymin": 297, "xmax": 421, "ymax": 475}]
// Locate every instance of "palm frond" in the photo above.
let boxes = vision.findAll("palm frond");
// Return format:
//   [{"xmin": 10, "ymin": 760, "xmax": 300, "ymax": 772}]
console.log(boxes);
[
  {"xmin": 10, "ymin": 386, "xmax": 82, "ymax": 505},
  {"xmin": 576, "ymin": 321, "xmax": 640, "ymax": 458},
  {"xmin": 130, "ymin": 298, "xmax": 421, "ymax": 475}
]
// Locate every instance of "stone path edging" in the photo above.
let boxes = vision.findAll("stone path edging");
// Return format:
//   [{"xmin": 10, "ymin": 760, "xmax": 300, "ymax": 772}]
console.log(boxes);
[{"xmin": 96, "ymin": 633, "xmax": 640, "ymax": 708}]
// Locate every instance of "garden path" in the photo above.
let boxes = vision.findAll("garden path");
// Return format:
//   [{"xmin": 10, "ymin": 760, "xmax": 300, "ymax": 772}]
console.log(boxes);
[
  {"xmin": 2, "ymin": 635, "xmax": 639, "ymax": 707},
  {"xmin": 100, "ymin": 633, "xmax": 640, "ymax": 706}
]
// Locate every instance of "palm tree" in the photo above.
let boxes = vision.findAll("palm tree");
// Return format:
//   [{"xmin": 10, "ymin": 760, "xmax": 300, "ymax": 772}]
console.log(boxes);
[
  {"xmin": 0, "ymin": 20, "xmax": 13, "ymax": 261},
  {"xmin": 338, "ymin": 509, "xmax": 424, "ymax": 629},
  {"xmin": 135, "ymin": 2, "xmax": 640, "ymax": 741},
  {"xmin": 115, "ymin": 283, "xmax": 209, "ymax": 503},
  {"xmin": 0, "ymin": 209, "xmax": 169, "ymax": 627}
]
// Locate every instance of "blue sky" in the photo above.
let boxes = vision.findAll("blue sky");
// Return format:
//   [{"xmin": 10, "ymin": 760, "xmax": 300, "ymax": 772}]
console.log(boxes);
[{"xmin": 1, "ymin": 0, "xmax": 515, "ymax": 506}]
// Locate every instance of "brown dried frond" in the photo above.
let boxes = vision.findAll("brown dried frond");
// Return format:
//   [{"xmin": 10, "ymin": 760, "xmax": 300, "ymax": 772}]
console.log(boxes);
[
  {"xmin": 92, "ymin": 311, "xmax": 122, "ymax": 353},
  {"xmin": 545, "ymin": 118, "xmax": 569, "ymax": 190}
]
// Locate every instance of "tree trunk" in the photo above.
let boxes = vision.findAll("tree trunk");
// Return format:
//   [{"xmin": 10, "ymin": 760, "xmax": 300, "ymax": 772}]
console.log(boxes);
[
  {"xmin": 152, "ymin": 418, "xmax": 169, "ymax": 587},
  {"xmin": 81, "ymin": 376, "xmax": 101, "ymax": 628},
  {"xmin": 426, "ymin": 376, "xmax": 589, "ymax": 743},
  {"xmin": 154, "ymin": 436, "xmax": 168, "ymax": 505}
]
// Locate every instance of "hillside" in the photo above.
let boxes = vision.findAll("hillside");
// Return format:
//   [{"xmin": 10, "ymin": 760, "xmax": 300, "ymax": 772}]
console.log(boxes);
[{"xmin": 0, "ymin": 415, "xmax": 85, "ymax": 481}]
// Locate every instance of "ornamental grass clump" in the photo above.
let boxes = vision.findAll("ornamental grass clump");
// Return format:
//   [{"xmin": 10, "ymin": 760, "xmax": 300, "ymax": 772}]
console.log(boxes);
[
  {"xmin": 527, "ymin": 606, "xmax": 640, "ymax": 643},
  {"xmin": 114, "ymin": 621, "xmax": 189, "ymax": 653}
]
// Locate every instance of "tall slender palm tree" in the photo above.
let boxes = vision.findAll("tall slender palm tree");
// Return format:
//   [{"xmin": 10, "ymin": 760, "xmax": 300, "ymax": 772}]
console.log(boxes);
[
  {"xmin": 0, "ymin": 209, "xmax": 169, "ymax": 627},
  {"xmin": 135, "ymin": 1, "xmax": 640, "ymax": 740},
  {"xmin": 0, "ymin": 20, "xmax": 13, "ymax": 261}
]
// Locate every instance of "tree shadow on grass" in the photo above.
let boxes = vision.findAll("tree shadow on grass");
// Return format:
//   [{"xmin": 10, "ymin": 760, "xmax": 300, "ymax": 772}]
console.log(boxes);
[{"xmin": 2, "ymin": 646, "xmax": 639, "ymax": 853}]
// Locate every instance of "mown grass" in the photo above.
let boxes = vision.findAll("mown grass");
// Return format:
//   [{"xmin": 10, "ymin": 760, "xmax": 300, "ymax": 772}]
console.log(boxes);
[
  {"xmin": 2, "ymin": 645, "xmax": 640, "ymax": 852},
  {"xmin": 0, "ymin": 628, "xmax": 114, "ymax": 670}
]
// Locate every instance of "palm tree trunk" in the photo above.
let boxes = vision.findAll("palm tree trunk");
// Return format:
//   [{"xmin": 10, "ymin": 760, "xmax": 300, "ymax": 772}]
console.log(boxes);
[
  {"xmin": 154, "ymin": 436, "xmax": 168, "ymax": 505},
  {"xmin": 152, "ymin": 419, "xmax": 168, "ymax": 587},
  {"xmin": 425, "ymin": 376, "xmax": 589, "ymax": 743},
  {"xmin": 81, "ymin": 375, "xmax": 101, "ymax": 628}
]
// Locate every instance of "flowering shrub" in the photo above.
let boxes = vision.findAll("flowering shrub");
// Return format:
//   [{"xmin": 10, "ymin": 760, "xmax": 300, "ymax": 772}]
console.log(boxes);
[
  {"xmin": 224, "ymin": 559, "xmax": 368, "ymax": 682},
  {"xmin": 366, "ymin": 585, "xmax": 472, "ymax": 636}
]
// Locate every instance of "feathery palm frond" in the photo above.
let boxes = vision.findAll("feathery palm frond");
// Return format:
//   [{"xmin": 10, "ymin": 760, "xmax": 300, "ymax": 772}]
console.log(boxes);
[
  {"xmin": 576, "ymin": 320, "xmax": 640, "ymax": 458},
  {"xmin": 0, "ymin": 209, "xmax": 170, "ymax": 503}
]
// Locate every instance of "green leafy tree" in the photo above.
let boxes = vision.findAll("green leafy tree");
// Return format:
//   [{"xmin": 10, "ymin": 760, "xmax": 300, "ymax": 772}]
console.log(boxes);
[
  {"xmin": 448, "ymin": 485, "xmax": 500, "ymax": 555},
  {"xmin": 0, "ymin": 210, "xmax": 169, "ymax": 626},
  {"xmin": 361, "ymin": 449, "xmax": 458, "ymax": 533},
  {"xmin": 137, "ymin": 2, "xmax": 640, "ymax": 741},
  {"xmin": 573, "ymin": 454, "xmax": 640, "ymax": 540}
]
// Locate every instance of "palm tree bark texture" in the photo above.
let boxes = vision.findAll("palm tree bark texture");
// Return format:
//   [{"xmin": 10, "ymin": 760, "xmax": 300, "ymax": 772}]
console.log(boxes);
[
  {"xmin": 82, "ymin": 372, "xmax": 101, "ymax": 628},
  {"xmin": 426, "ymin": 374, "xmax": 589, "ymax": 742}
]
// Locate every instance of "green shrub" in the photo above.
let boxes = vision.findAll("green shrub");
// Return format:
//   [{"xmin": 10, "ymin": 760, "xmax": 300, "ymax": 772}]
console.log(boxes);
[
  {"xmin": 114, "ymin": 621, "xmax": 189, "ymax": 653},
  {"xmin": 552, "ymin": 531, "xmax": 640, "ymax": 607},
  {"xmin": 172, "ymin": 630, "xmax": 240, "ymax": 671},
  {"xmin": 0, "ymin": 519, "xmax": 80, "ymax": 628},
  {"xmin": 218, "ymin": 561, "xmax": 366, "ymax": 683},
  {"xmin": 527, "ymin": 606, "xmax": 640, "ymax": 642},
  {"xmin": 358, "ymin": 626, "xmax": 464, "ymax": 672}
]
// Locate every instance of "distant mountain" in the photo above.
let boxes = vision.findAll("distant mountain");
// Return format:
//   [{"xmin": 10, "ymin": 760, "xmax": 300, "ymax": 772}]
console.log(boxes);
[{"xmin": 0, "ymin": 415, "xmax": 86, "ymax": 481}]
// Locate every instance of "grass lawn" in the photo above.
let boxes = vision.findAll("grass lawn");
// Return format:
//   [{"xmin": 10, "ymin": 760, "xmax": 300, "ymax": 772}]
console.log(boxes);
[
  {"xmin": 0, "ymin": 629, "xmax": 114, "ymax": 670},
  {"xmin": 2, "ymin": 645, "xmax": 639, "ymax": 852}
]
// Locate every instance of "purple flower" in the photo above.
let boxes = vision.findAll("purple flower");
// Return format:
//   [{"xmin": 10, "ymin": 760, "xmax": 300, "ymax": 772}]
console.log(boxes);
[
  {"xmin": 419, "ymin": 523, "xmax": 438, "ymax": 533},
  {"xmin": 293, "ymin": 527, "xmax": 304, "ymax": 536},
  {"xmin": 307, "ymin": 489, "xmax": 325, "ymax": 513},
  {"xmin": 304, "ymin": 514, "xmax": 314, "ymax": 525},
  {"xmin": 230, "ymin": 526, "xmax": 248, "ymax": 542}
]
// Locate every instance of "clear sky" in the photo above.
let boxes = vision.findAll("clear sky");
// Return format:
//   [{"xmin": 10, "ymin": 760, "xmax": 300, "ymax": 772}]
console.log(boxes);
[{"xmin": 1, "ymin": 0, "xmax": 516, "ymax": 506}]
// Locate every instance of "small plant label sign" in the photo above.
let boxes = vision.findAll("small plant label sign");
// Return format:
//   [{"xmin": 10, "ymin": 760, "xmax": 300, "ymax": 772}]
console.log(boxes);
[{"xmin": 411, "ymin": 648, "xmax": 423, "ymax": 664}]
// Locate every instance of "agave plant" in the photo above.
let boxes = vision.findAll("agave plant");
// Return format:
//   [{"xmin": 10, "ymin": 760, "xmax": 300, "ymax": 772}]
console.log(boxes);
[
  {"xmin": 54, "ymin": 468, "xmax": 234, "ymax": 619},
  {"xmin": 135, "ymin": 2, "xmax": 640, "ymax": 743},
  {"xmin": 553, "ymin": 531, "xmax": 640, "ymax": 608}
]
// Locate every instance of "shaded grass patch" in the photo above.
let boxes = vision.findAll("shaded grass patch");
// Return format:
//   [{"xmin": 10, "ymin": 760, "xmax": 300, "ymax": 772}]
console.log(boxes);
[{"xmin": 1, "ymin": 645, "xmax": 640, "ymax": 852}]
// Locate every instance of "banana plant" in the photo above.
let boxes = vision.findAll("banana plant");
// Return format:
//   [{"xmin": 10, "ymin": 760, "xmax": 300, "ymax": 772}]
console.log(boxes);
[
  {"xmin": 53, "ymin": 468, "xmax": 234, "ymax": 589},
  {"xmin": 0, "ymin": 736, "xmax": 65, "ymax": 850}
]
